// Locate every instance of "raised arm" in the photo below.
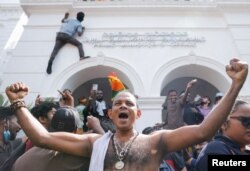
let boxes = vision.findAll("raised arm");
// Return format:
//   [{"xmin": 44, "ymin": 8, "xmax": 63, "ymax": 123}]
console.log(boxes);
[
  {"xmin": 159, "ymin": 58, "xmax": 248, "ymax": 153},
  {"xmin": 61, "ymin": 12, "xmax": 69, "ymax": 23},
  {"xmin": 86, "ymin": 115, "xmax": 105, "ymax": 134},
  {"xmin": 5, "ymin": 83, "xmax": 102, "ymax": 157},
  {"xmin": 181, "ymin": 79, "xmax": 197, "ymax": 104},
  {"xmin": 58, "ymin": 89, "xmax": 74, "ymax": 107}
]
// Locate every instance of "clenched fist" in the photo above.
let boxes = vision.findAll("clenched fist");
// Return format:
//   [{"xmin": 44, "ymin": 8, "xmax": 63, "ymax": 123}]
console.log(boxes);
[{"xmin": 5, "ymin": 82, "xmax": 29, "ymax": 103}]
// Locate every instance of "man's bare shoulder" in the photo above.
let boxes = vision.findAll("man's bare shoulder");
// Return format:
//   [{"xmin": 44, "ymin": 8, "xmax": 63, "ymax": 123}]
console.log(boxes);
[
  {"xmin": 82, "ymin": 132, "xmax": 103, "ymax": 144},
  {"xmin": 49, "ymin": 131, "xmax": 102, "ymax": 144}
]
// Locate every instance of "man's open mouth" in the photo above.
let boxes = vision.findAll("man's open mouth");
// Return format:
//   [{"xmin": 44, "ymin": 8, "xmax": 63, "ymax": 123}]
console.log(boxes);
[{"xmin": 119, "ymin": 112, "xmax": 128, "ymax": 119}]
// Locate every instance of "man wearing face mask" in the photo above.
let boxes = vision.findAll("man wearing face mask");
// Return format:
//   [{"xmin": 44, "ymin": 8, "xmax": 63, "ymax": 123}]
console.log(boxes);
[{"xmin": 0, "ymin": 107, "xmax": 27, "ymax": 171}]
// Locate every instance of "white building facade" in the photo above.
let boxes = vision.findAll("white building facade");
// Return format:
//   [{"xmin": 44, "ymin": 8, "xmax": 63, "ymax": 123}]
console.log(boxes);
[{"xmin": 1, "ymin": 0, "xmax": 250, "ymax": 132}]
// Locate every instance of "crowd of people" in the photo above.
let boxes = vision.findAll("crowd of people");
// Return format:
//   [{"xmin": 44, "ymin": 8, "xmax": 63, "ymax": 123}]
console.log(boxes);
[
  {"xmin": 0, "ymin": 58, "xmax": 248, "ymax": 171},
  {"xmin": 0, "ymin": 87, "xmax": 105, "ymax": 171}
]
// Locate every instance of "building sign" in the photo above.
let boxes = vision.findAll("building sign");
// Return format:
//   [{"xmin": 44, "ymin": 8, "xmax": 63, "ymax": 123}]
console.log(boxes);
[{"xmin": 83, "ymin": 32, "xmax": 206, "ymax": 48}]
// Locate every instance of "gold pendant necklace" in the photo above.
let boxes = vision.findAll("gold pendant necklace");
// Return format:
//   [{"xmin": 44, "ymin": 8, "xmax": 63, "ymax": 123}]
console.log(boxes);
[{"xmin": 113, "ymin": 132, "xmax": 139, "ymax": 170}]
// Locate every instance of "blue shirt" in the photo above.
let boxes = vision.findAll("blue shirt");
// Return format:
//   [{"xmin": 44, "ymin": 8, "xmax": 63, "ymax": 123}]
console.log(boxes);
[
  {"xmin": 195, "ymin": 135, "xmax": 247, "ymax": 171},
  {"xmin": 59, "ymin": 19, "xmax": 83, "ymax": 37}
]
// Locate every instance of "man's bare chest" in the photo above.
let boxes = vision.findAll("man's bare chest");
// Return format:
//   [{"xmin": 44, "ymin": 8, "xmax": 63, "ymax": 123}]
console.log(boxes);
[{"xmin": 104, "ymin": 138, "xmax": 158, "ymax": 170}]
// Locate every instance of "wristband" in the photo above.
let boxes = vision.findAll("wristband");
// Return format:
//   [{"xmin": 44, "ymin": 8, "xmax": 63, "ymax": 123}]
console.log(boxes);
[{"xmin": 10, "ymin": 100, "xmax": 27, "ymax": 112}]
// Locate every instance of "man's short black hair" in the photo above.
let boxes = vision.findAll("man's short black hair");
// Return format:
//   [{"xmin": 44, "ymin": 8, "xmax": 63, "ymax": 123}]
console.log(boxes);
[
  {"xmin": 76, "ymin": 12, "xmax": 85, "ymax": 22},
  {"xmin": 0, "ymin": 106, "xmax": 12, "ymax": 121},
  {"xmin": 142, "ymin": 127, "xmax": 154, "ymax": 135},
  {"xmin": 31, "ymin": 102, "xmax": 58, "ymax": 119}
]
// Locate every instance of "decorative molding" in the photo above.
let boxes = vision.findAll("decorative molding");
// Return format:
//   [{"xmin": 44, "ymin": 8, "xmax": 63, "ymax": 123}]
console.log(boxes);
[
  {"xmin": 17, "ymin": 0, "xmax": 250, "ymax": 11},
  {"xmin": 73, "ymin": 0, "xmax": 250, "ymax": 9},
  {"xmin": 138, "ymin": 97, "xmax": 165, "ymax": 110}
]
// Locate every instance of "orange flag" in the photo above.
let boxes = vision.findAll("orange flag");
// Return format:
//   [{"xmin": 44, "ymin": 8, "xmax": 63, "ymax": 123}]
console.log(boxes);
[{"xmin": 108, "ymin": 72, "xmax": 126, "ymax": 99}]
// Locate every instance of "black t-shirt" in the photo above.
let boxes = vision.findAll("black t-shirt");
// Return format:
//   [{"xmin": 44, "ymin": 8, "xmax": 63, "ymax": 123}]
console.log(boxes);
[{"xmin": 183, "ymin": 103, "xmax": 204, "ymax": 125}]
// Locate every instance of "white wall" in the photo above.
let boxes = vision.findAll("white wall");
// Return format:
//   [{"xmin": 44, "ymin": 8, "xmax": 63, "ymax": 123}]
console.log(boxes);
[
  {"xmin": 0, "ymin": 1, "xmax": 25, "ymax": 89},
  {"xmin": 1, "ymin": 1, "xmax": 250, "ymax": 131}
]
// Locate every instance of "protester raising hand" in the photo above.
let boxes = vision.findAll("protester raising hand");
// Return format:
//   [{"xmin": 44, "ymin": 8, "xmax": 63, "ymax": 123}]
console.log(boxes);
[
  {"xmin": 5, "ymin": 82, "xmax": 29, "ymax": 103},
  {"xmin": 58, "ymin": 89, "xmax": 74, "ymax": 107},
  {"xmin": 226, "ymin": 58, "xmax": 248, "ymax": 83}
]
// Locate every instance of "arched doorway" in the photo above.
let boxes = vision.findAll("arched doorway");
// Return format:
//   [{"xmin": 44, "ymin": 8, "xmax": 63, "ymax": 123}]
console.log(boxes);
[
  {"xmin": 48, "ymin": 56, "xmax": 144, "ymax": 99},
  {"xmin": 151, "ymin": 56, "xmax": 230, "ymax": 97}
]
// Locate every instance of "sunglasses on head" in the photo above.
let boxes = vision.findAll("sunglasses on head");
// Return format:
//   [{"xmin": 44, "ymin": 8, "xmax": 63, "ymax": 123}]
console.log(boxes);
[{"xmin": 230, "ymin": 116, "xmax": 250, "ymax": 128}]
